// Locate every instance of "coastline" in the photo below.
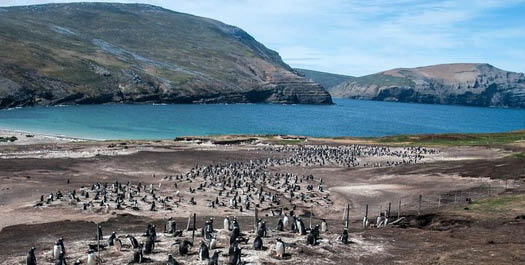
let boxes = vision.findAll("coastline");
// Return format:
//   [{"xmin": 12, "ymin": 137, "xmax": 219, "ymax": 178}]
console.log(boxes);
[{"xmin": 0, "ymin": 128, "xmax": 91, "ymax": 145}]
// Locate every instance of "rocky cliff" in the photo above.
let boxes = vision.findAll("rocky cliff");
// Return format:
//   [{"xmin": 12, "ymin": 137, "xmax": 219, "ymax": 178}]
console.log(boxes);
[
  {"xmin": 0, "ymin": 3, "xmax": 332, "ymax": 108},
  {"xmin": 330, "ymin": 63, "xmax": 525, "ymax": 108}
]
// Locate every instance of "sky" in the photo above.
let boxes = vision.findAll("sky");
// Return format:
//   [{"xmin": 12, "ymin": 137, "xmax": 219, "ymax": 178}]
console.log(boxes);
[{"xmin": 2, "ymin": 0, "xmax": 525, "ymax": 76}]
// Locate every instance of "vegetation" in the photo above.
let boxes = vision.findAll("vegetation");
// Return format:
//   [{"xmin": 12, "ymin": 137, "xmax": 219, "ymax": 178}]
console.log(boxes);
[
  {"xmin": 371, "ymin": 131, "xmax": 525, "ymax": 146},
  {"xmin": 353, "ymin": 72, "xmax": 415, "ymax": 88},
  {"xmin": 295, "ymin": 68, "xmax": 354, "ymax": 89},
  {"xmin": 468, "ymin": 194, "xmax": 525, "ymax": 213},
  {"xmin": 0, "ymin": 136, "xmax": 18, "ymax": 142}
]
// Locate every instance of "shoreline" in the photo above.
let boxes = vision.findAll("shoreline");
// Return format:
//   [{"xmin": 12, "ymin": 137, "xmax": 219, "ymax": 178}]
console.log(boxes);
[
  {"xmin": 0, "ymin": 128, "xmax": 92, "ymax": 145},
  {"xmin": 1, "ymin": 127, "xmax": 524, "ymax": 146}
]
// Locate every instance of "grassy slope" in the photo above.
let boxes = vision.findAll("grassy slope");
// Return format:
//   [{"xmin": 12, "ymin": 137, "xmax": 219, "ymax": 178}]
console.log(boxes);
[
  {"xmin": 372, "ymin": 131, "xmax": 525, "ymax": 146},
  {"xmin": 294, "ymin": 68, "xmax": 355, "ymax": 89},
  {"xmin": 1, "ymin": 3, "xmax": 328, "ymax": 107}
]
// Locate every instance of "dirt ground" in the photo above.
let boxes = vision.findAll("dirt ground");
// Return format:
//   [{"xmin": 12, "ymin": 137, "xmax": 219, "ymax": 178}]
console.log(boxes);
[{"xmin": 0, "ymin": 137, "xmax": 524, "ymax": 265}]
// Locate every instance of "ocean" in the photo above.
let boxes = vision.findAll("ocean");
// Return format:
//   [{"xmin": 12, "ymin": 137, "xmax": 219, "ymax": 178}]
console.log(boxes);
[{"xmin": 0, "ymin": 99, "xmax": 523, "ymax": 140}]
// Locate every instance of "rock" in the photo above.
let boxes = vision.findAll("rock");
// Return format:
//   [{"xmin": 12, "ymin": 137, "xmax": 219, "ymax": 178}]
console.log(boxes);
[{"xmin": 329, "ymin": 63, "xmax": 525, "ymax": 108}]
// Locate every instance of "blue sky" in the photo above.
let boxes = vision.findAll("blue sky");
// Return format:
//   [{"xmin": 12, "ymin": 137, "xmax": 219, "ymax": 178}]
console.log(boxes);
[{"xmin": 2, "ymin": 0, "xmax": 525, "ymax": 76}]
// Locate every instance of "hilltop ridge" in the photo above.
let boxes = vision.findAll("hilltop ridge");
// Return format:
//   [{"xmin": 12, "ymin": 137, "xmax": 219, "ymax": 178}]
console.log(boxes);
[{"xmin": 0, "ymin": 3, "xmax": 332, "ymax": 108}]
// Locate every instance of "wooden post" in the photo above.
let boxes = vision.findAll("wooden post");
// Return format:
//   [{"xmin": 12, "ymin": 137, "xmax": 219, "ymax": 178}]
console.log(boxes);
[
  {"xmin": 309, "ymin": 206, "xmax": 313, "ymax": 229},
  {"xmin": 192, "ymin": 213, "xmax": 196, "ymax": 244},
  {"xmin": 254, "ymin": 208, "xmax": 258, "ymax": 232},
  {"xmin": 388, "ymin": 202, "xmax": 391, "ymax": 218},
  {"xmin": 97, "ymin": 224, "xmax": 100, "ymax": 265},
  {"xmin": 397, "ymin": 200, "xmax": 401, "ymax": 219},
  {"xmin": 418, "ymin": 194, "xmax": 422, "ymax": 215},
  {"xmin": 186, "ymin": 214, "xmax": 192, "ymax": 231},
  {"xmin": 345, "ymin": 204, "xmax": 350, "ymax": 229}
]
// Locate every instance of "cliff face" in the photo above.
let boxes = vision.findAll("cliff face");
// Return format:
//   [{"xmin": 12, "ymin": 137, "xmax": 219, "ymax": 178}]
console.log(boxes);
[
  {"xmin": 330, "ymin": 64, "xmax": 525, "ymax": 108},
  {"xmin": 0, "ymin": 3, "xmax": 332, "ymax": 108}
]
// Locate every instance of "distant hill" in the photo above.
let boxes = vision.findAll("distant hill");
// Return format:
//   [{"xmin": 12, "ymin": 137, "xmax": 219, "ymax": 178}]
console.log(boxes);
[
  {"xmin": 330, "ymin": 63, "xmax": 525, "ymax": 108},
  {"xmin": 0, "ymin": 3, "xmax": 332, "ymax": 108},
  {"xmin": 295, "ymin": 68, "xmax": 354, "ymax": 90}
]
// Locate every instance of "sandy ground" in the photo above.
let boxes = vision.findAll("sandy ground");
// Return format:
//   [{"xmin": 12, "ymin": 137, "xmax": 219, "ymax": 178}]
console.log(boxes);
[{"xmin": 0, "ymin": 131, "xmax": 524, "ymax": 265}]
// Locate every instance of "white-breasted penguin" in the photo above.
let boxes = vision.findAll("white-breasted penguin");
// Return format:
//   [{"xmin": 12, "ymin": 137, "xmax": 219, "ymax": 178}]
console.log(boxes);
[
  {"xmin": 208, "ymin": 250, "xmax": 220, "ymax": 265},
  {"xmin": 321, "ymin": 219, "xmax": 328, "ymax": 232},
  {"xmin": 224, "ymin": 216, "xmax": 230, "ymax": 230},
  {"xmin": 126, "ymin": 235, "xmax": 139, "ymax": 249},
  {"xmin": 198, "ymin": 241, "xmax": 209, "ymax": 261},
  {"xmin": 52, "ymin": 241, "xmax": 60, "ymax": 260},
  {"xmin": 114, "ymin": 238, "xmax": 122, "ymax": 252},
  {"xmin": 86, "ymin": 249, "xmax": 97, "ymax": 265},
  {"xmin": 209, "ymin": 235, "xmax": 217, "ymax": 250},
  {"xmin": 275, "ymin": 238, "xmax": 285, "ymax": 259}
]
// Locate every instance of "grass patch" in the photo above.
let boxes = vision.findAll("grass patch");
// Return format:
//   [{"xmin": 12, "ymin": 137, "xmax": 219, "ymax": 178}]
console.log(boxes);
[
  {"xmin": 0, "ymin": 136, "xmax": 18, "ymax": 142},
  {"xmin": 277, "ymin": 139, "xmax": 303, "ymax": 145},
  {"xmin": 468, "ymin": 194, "xmax": 525, "ymax": 213},
  {"xmin": 369, "ymin": 131, "xmax": 525, "ymax": 147},
  {"xmin": 505, "ymin": 152, "xmax": 524, "ymax": 159}
]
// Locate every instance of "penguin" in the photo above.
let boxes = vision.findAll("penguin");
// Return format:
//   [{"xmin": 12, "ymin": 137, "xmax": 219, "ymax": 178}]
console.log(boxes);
[
  {"xmin": 165, "ymin": 218, "xmax": 176, "ymax": 235},
  {"xmin": 54, "ymin": 251, "xmax": 66, "ymax": 265},
  {"xmin": 86, "ymin": 249, "xmax": 97, "ymax": 265},
  {"xmin": 283, "ymin": 214, "xmax": 289, "ymax": 229},
  {"xmin": 73, "ymin": 260, "xmax": 81, "ymax": 265},
  {"xmin": 167, "ymin": 254, "xmax": 178, "ymax": 265},
  {"xmin": 312, "ymin": 225, "xmax": 320, "ymax": 241},
  {"xmin": 209, "ymin": 235, "xmax": 217, "ymax": 250},
  {"xmin": 199, "ymin": 241, "xmax": 209, "ymax": 261},
  {"xmin": 321, "ymin": 219, "xmax": 328, "ymax": 232},
  {"xmin": 143, "ymin": 234, "xmax": 155, "ymax": 254},
  {"xmin": 276, "ymin": 218, "xmax": 284, "ymax": 231},
  {"xmin": 307, "ymin": 230, "xmax": 316, "ymax": 245},
  {"xmin": 114, "ymin": 238, "xmax": 122, "ymax": 252},
  {"xmin": 275, "ymin": 238, "xmax": 285, "ymax": 259},
  {"xmin": 53, "ymin": 241, "xmax": 61, "ymax": 260},
  {"xmin": 224, "ymin": 216, "xmax": 230, "ymax": 230},
  {"xmin": 297, "ymin": 218, "xmax": 306, "ymax": 235},
  {"xmin": 178, "ymin": 240, "xmax": 192, "ymax": 256},
  {"xmin": 57, "ymin": 238, "xmax": 65, "ymax": 256},
  {"xmin": 208, "ymin": 250, "xmax": 220, "ymax": 265},
  {"xmin": 362, "ymin": 216, "xmax": 369, "ymax": 228},
  {"xmin": 228, "ymin": 244, "xmax": 241, "ymax": 265},
  {"xmin": 126, "ymin": 234, "xmax": 139, "ymax": 249},
  {"xmin": 133, "ymin": 244, "xmax": 144, "ymax": 263},
  {"xmin": 26, "ymin": 247, "xmax": 36, "ymax": 265},
  {"xmin": 253, "ymin": 235, "xmax": 263, "ymax": 250},
  {"xmin": 107, "ymin": 232, "xmax": 116, "ymax": 246}
]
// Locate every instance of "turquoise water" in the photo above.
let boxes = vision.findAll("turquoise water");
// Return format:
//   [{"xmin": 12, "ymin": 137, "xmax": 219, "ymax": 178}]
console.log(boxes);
[{"xmin": 0, "ymin": 99, "xmax": 523, "ymax": 140}]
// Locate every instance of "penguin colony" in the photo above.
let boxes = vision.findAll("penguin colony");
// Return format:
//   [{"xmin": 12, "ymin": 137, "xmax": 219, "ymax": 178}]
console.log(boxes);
[
  {"xmin": 23, "ymin": 144, "xmax": 436, "ymax": 264},
  {"xmin": 24, "ymin": 213, "xmax": 385, "ymax": 265}
]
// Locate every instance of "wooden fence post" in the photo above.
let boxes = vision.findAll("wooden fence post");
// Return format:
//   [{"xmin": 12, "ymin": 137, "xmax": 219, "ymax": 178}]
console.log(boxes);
[
  {"xmin": 192, "ymin": 213, "xmax": 196, "ymax": 244},
  {"xmin": 345, "ymin": 204, "xmax": 350, "ymax": 229},
  {"xmin": 418, "ymin": 194, "xmax": 422, "ymax": 215},
  {"xmin": 254, "ymin": 208, "xmax": 258, "ymax": 232}
]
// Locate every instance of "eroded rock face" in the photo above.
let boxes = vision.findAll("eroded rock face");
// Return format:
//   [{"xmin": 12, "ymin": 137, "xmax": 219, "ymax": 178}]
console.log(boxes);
[
  {"xmin": 0, "ymin": 3, "xmax": 332, "ymax": 108},
  {"xmin": 330, "ymin": 64, "xmax": 525, "ymax": 108}
]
